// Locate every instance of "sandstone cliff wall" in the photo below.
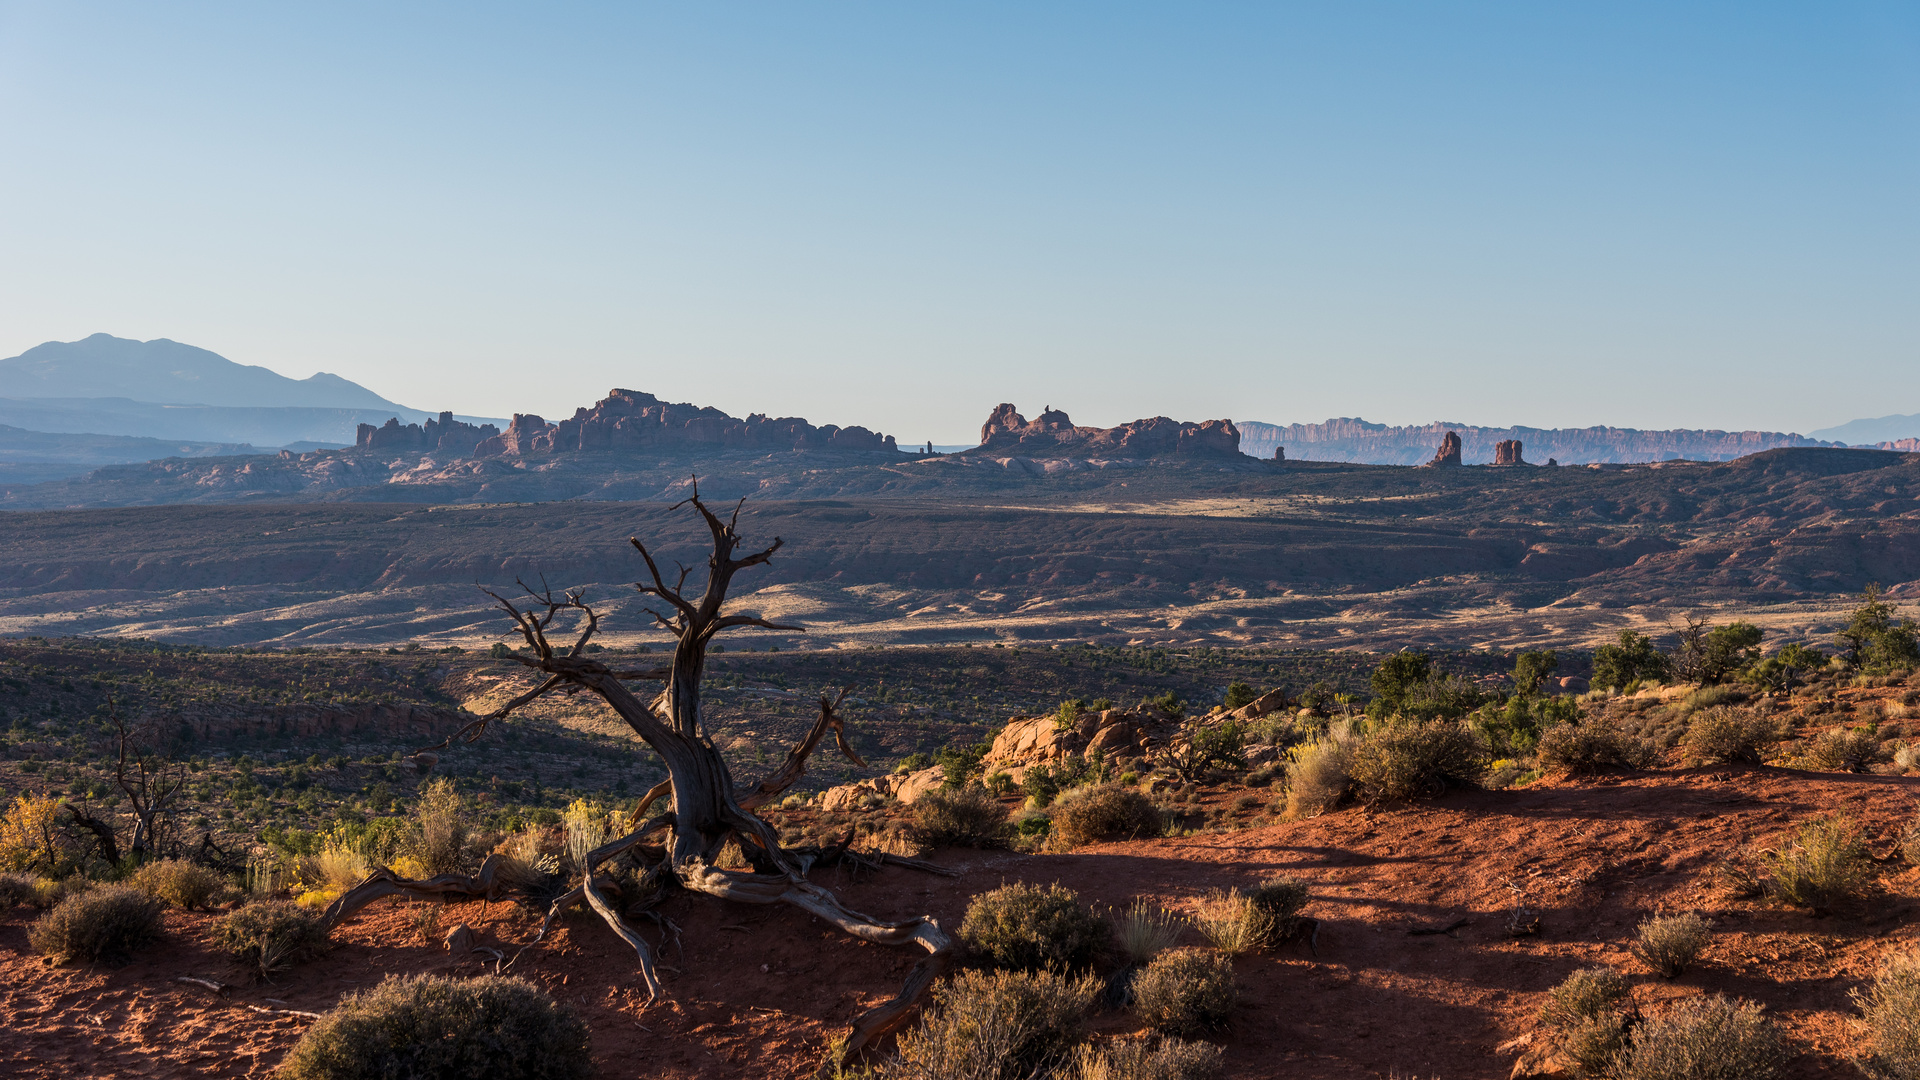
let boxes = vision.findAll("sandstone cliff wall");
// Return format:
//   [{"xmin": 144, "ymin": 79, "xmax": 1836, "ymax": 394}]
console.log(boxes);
[
  {"xmin": 968, "ymin": 404, "xmax": 1239, "ymax": 458},
  {"xmin": 474, "ymin": 389, "xmax": 897, "ymax": 457}
]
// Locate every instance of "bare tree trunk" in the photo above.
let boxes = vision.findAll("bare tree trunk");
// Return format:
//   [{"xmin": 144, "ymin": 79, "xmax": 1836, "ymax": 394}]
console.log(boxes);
[{"xmin": 387, "ymin": 486, "xmax": 954, "ymax": 1068}]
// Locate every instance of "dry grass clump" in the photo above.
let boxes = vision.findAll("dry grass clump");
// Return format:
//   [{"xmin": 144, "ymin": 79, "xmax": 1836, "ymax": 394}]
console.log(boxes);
[
  {"xmin": 880, "ymin": 969, "xmax": 1097, "ymax": 1080},
  {"xmin": 1348, "ymin": 720, "xmax": 1488, "ymax": 803},
  {"xmin": 910, "ymin": 786, "xmax": 1011, "ymax": 849},
  {"xmin": 1631, "ymin": 913, "xmax": 1711, "ymax": 979},
  {"xmin": 276, "ymin": 974, "xmax": 592, "ymax": 1080},
  {"xmin": 1681, "ymin": 707, "xmax": 1785, "ymax": 765},
  {"xmin": 1283, "ymin": 733, "xmax": 1355, "ymax": 817},
  {"xmin": 307, "ymin": 843, "xmax": 371, "ymax": 893},
  {"xmin": 1761, "ymin": 815, "xmax": 1875, "ymax": 913},
  {"xmin": 213, "ymin": 900, "xmax": 334, "ymax": 976},
  {"xmin": 1536, "ymin": 721, "xmax": 1659, "ymax": 774},
  {"xmin": 1132, "ymin": 948, "xmax": 1235, "ymax": 1037},
  {"xmin": 1113, "ymin": 898, "xmax": 1187, "ymax": 967},
  {"xmin": 131, "ymin": 858, "xmax": 226, "ymax": 910},
  {"xmin": 1071, "ymin": 1037, "xmax": 1224, "ymax": 1080},
  {"xmin": 1049, "ymin": 784, "xmax": 1163, "ymax": 848},
  {"xmin": 1613, "ymin": 995, "xmax": 1784, "ymax": 1080},
  {"xmin": 1192, "ymin": 876, "xmax": 1307, "ymax": 956},
  {"xmin": 960, "ymin": 882, "xmax": 1106, "ymax": 972},
  {"xmin": 1801, "ymin": 727, "xmax": 1883, "ymax": 773},
  {"xmin": 415, "ymin": 778, "xmax": 471, "ymax": 875},
  {"xmin": 29, "ymin": 884, "xmax": 162, "ymax": 962},
  {"xmin": 1854, "ymin": 947, "xmax": 1920, "ymax": 1080}
]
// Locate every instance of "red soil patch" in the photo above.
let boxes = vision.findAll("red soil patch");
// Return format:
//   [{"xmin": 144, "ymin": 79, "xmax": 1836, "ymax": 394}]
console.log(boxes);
[{"xmin": 4, "ymin": 766, "xmax": 1918, "ymax": 1078}]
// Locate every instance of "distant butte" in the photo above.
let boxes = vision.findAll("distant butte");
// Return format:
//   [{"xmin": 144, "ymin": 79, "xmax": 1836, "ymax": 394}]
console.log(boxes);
[
  {"xmin": 473, "ymin": 388, "xmax": 898, "ymax": 457},
  {"xmin": 968, "ymin": 403, "xmax": 1240, "ymax": 458}
]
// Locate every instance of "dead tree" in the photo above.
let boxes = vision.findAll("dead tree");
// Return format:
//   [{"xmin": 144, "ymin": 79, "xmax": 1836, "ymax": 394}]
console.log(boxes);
[
  {"xmin": 324, "ymin": 487, "xmax": 953, "ymax": 1068},
  {"xmin": 110, "ymin": 699, "xmax": 188, "ymax": 863}
]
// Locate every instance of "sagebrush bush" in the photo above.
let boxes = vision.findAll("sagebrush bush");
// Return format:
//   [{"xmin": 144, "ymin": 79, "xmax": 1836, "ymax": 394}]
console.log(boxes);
[
  {"xmin": 1762, "ymin": 815, "xmax": 1875, "ymax": 913},
  {"xmin": 1538, "ymin": 967, "xmax": 1631, "ymax": 1029},
  {"xmin": 1614, "ymin": 995, "xmax": 1784, "ymax": 1080},
  {"xmin": 1802, "ymin": 727, "xmax": 1882, "ymax": 772},
  {"xmin": 414, "ymin": 778, "xmax": 471, "ymax": 876},
  {"xmin": 1681, "ymin": 707, "xmax": 1784, "ymax": 765},
  {"xmin": 1283, "ymin": 734, "xmax": 1355, "ymax": 817},
  {"xmin": 1631, "ymin": 913, "xmax": 1711, "ymax": 978},
  {"xmin": 910, "ymin": 786, "xmax": 1011, "ymax": 848},
  {"xmin": 1132, "ymin": 947, "xmax": 1235, "ymax": 1036},
  {"xmin": 1536, "ymin": 721, "xmax": 1658, "ymax": 774},
  {"xmin": 1248, "ymin": 875, "xmax": 1309, "ymax": 927},
  {"xmin": 214, "ymin": 900, "xmax": 334, "ymax": 975},
  {"xmin": 960, "ymin": 882, "xmax": 1106, "ymax": 972},
  {"xmin": 1071, "ymin": 1037, "xmax": 1223, "ymax": 1080},
  {"xmin": 1049, "ymin": 784, "xmax": 1163, "ymax": 848},
  {"xmin": 276, "ymin": 974, "xmax": 592, "ymax": 1080},
  {"xmin": 1348, "ymin": 719, "xmax": 1488, "ymax": 803},
  {"xmin": 1854, "ymin": 947, "xmax": 1920, "ymax": 1080},
  {"xmin": 1114, "ymin": 898, "xmax": 1187, "ymax": 967},
  {"xmin": 879, "ymin": 968, "xmax": 1097, "ymax": 1080},
  {"xmin": 132, "ymin": 858, "xmax": 226, "ymax": 910},
  {"xmin": 29, "ymin": 884, "xmax": 163, "ymax": 962},
  {"xmin": 0, "ymin": 871, "xmax": 35, "ymax": 906}
]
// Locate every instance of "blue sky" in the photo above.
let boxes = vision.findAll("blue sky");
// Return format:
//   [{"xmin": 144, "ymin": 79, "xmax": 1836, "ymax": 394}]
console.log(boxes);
[{"xmin": 1, "ymin": 3, "xmax": 1915, "ymax": 441}]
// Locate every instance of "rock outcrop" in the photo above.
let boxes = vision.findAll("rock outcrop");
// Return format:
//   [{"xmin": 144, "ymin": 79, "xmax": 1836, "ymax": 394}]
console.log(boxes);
[
  {"xmin": 474, "ymin": 389, "xmax": 898, "ymax": 457},
  {"xmin": 356, "ymin": 412, "xmax": 501, "ymax": 455},
  {"xmin": 970, "ymin": 405, "xmax": 1240, "ymax": 458},
  {"xmin": 1493, "ymin": 439, "xmax": 1525, "ymax": 466},
  {"xmin": 1425, "ymin": 431, "xmax": 1463, "ymax": 467},
  {"xmin": 1237, "ymin": 418, "xmax": 1845, "ymax": 466}
]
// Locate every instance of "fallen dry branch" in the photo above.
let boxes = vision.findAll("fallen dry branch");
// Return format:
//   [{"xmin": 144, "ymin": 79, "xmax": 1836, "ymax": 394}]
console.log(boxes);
[
  {"xmin": 319, "ymin": 854, "xmax": 513, "ymax": 931},
  {"xmin": 172, "ymin": 975, "xmax": 232, "ymax": 996}
]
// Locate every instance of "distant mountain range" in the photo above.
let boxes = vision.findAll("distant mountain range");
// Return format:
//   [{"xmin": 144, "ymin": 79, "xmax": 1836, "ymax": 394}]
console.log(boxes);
[
  {"xmin": 1237, "ymin": 419, "xmax": 1846, "ymax": 466},
  {"xmin": 1809, "ymin": 413, "xmax": 1920, "ymax": 446},
  {"xmin": 0, "ymin": 335, "xmax": 503, "ymax": 446}
]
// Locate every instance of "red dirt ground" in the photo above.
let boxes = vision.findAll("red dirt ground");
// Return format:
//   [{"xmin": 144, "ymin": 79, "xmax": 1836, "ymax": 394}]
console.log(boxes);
[{"xmin": 4, "ymin": 765, "xmax": 1918, "ymax": 1079}]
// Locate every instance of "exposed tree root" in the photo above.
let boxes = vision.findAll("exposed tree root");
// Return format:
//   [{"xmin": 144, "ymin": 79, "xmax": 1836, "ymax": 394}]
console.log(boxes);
[{"xmin": 319, "ymin": 854, "xmax": 513, "ymax": 931}]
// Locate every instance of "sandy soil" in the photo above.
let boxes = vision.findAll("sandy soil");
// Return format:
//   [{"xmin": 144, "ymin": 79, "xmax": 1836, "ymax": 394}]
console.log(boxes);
[{"xmin": 3, "ymin": 766, "xmax": 1918, "ymax": 1078}]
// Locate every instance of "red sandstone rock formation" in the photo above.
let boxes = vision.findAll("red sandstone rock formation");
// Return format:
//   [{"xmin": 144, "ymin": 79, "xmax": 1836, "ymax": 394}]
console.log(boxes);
[
  {"xmin": 1493, "ymin": 439, "xmax": 1525, "ymax": 465},
  {"xmin": 1425, "ymin": 431, "xmax": 1463, "ymax": 467},
  {"xmin": 357, "ymin": 412, "xmax": 500, "ymax": 455},
  {"xmin": 1877, "ymin": 438, "xmax": 1920, "ymax": 452},
  {"xmin": 970, "ymin": 404, "xmax": 1240, "ymax": 458},
  {"xmin": 473, "ymin": 389, "xmax": 898, "ymax": 457}
]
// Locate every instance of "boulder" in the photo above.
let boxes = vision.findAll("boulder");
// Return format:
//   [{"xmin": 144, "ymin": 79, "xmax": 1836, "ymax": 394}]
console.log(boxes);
[
  {"xmin": 818, "ymin": 766, "xmax": 944, "ymax": 811},
  {"xmin": 1424, "ymin": 431, "xmax": 1463, "ymax": 467},
  {"xmin": 1227, "ymin": 689, "xmax": 1289, "ymax": 721}
]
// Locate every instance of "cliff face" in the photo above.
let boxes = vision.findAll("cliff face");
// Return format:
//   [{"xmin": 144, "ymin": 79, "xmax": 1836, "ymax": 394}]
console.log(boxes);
[
  {"xmin": 970, "ymin": 404, "xmax": 1240, "ymax": 458},
  {"xmin": 356, "ymin": 412, "xmax": 500, "ymax": 454},
  {"xmin": 475, "ymin": 389, "xmax": 897, "ymax": 457},
  {"xmin": 1239, "ymin": 418, "xmax": 1843, "ymax": 465}
]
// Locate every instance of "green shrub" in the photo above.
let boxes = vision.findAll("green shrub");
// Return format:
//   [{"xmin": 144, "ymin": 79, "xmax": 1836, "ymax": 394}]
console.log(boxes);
[
  {"xmin": 960, "ymin": 883, "xmax": 1106, "ymax": 972},
  {"xmin": 1614, "ymin": 995, "xmax": 1784, "ymax": 1080},
  {"xmin": 1283, "ymin": 733, "xmax": 1355, "ymax": 817},
  {"xmin": 1050, "ymin": 784, "xmax": 1163, "ymax": 848},
  {"xmin": 1854, "ymin": 947, "xmax": 1920, "ymax": 1080},
  {"xmin": 214, "ymin": 900, "xmax": 334, "ymax": 975},
  {"xmin": 1248, "ymin": 875, "xmax": 1309, "ymax": 926},
  {"xmin": 1681, "ymin": 708, "xmax": 1784, "ymax": 765},
  {"xmin": 1071, "ymin": 1037, "xmax": 1224, "ymax": 1080},
  {"xmin": 1802, "ymin": 727, "xmax": 1882, "ymax": 772},
  {"xmin": 1348, "ymin": 719, "xmax": 1488, "ymax": 802},
  {"xmin": 1762, "ymin": 815, "xmax": 1874, "ymax": 913},
  {"xmin": 275, "ymin": 974, "xmax": 591, "ymax": 1080},
  {"xmin": 28, "ymin": 884, "xmax": 163, "ymax": 962},
  {"xmin": 131, "ymin": 858, "xmax": 226, "ymax": 910},
  {"xmin": 1631, "ymin": 913, "xmax": 1711, "ymax": 979},
  {"xmin": 1681, "ymin": 684, "xmax": 1745, "ymax": 713},
  {"xmin": 880, "ymin": 968, "xmax": 1097, "ymax": 1080},
  {"xmin": 910, "ymin": 787, "xmax": 1010, "ymax": 849},
  {"xmin": 1536, "ymin": 721, "xmax": 1658, "ymax": 773},
  {"xmin": 1593, "ymin": 630, "xmax": 1671, "ymax": 691},
  {"xmin": 1222, "ymin": 682, "xmax": 1259, "ymax": 712},
  {"xmin": 1131, "ymin": 948, "xmax": 1235, "ymax": 1037},
  {"xmin": 894, "ymin": 751, "xmax": 934, "ymax": 775}
]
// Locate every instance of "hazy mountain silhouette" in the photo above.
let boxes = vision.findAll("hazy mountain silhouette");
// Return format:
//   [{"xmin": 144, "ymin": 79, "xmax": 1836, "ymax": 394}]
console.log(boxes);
[
  {"xmin": 0, "ymin": 333, "xmax": 406, "ymax": 410},
  {"xmin": 1810, "ymin": 413, "xmax": 1920, "ymax": 446}
]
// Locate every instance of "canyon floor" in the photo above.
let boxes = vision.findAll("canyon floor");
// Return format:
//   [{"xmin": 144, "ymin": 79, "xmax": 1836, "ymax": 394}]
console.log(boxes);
[{"xmin": 3, "ymin": 765, "xmax": 1918, "ymax": 1079}]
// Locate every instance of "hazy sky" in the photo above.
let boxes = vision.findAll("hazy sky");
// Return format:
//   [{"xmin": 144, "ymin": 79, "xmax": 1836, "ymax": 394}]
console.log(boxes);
[{"xmin": 1, "ymin": 3, "xmax": 1915, "ymax": 441}]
